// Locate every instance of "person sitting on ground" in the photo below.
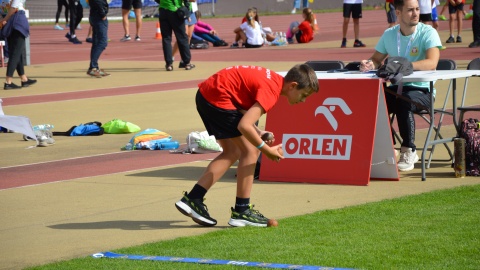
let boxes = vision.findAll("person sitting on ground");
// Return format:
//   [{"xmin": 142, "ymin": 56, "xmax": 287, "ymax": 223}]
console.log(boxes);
[
  {"xmin": 193, "ymin": 11, "xmax": 228, "ymax": 46},
  {"xmin": 231, "ymin": 7, "xmax": 264, "ymax": 48},
  {"xmin": 240, "ymin": 7, "xmax": 275, "ymax": 43},
  {"xmin": 359, "ymin": 0, "xmax": 442, "ymax": 172},
  {"xmin": 286, "ymin": 7, "xmax": 315, "ymax": 44}
]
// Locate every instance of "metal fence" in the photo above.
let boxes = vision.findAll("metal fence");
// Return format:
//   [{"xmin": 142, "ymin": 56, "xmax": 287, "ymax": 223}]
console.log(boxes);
[{"xmin": 27, "ymin": 0, "xmax": 216, "ymax": 22}]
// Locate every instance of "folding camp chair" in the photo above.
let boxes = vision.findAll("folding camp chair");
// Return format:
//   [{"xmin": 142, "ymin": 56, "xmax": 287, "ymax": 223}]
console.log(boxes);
[
  {"xmin": 458, "ymin": 58, "xmax": 480, "ymax": 126},
  {"xmin": 305, "ymin": 60, "xmax": 345, "ymax": 71}
]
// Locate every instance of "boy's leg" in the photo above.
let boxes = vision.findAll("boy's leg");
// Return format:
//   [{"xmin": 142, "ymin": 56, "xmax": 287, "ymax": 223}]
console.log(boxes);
[
  {"xmin": 448, "ymin": 3, "xmax": 455, "ymax": 37},
  {"xmin": 196, "ymin": 139, "xmax": 240, "ymax": 191},
  {"xmin": 342, "ymin": 18, "xmax": 349, "ymax": 39},
  {"xmin": 134, "ymin": 8, "xmax": 142, "ymax": 38},
  {"xmin": 121, "ymin": 8, "xmax": 130, "ymax": 39},
  {"xmin": 231, "ymin": 136, "xmax": 259, "ymax": 199},
  {"xmin": 456, "ymin": 9, "xmax": 463, "ymax": 40},
  {"xmin": 353, "ymin": 18, "xmax": 360, "ymax": 40},
  {"xmin": 227, "ymin": 136, "xmax": 270, "ymax": 227},
  {"xmin": 176, "ymin": 139, "xmax": 239, "ymax": 226}
]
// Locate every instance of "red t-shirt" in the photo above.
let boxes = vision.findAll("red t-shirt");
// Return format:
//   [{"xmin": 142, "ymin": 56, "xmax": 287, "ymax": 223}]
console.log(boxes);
[
  {"xmin": 298, "ymin": 21, "xmax": 314, "ymax": 43},
  {"xmin": 386, "ymin": 0, "xmax": 394, "ymax": 3},
  {"xmin": 198, "ymin": 65, "xmax": 284, "ymax": 112}
]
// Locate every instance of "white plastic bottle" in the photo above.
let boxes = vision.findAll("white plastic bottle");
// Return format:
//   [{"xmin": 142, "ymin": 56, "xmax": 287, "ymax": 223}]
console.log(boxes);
[{"xmin": 33, "ymin": 124, "xmax": 54, "ymax": 131}]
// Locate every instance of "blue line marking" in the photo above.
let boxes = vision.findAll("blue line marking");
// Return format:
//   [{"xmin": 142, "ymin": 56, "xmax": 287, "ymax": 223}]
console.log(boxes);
[{"xmin": 92, "ymin": 252, "xmax": 356, "ymax": 270}]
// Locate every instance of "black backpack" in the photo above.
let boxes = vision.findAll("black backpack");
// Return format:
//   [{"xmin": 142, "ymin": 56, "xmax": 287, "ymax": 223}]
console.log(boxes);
[{"xmin": 460, "ymin": 118, "xmax": 480, "ymax": 176}]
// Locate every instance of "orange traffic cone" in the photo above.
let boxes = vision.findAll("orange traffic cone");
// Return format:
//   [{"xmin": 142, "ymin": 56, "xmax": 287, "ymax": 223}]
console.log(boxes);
[
  {"xmin": 313, "ymin": 14, "xmax": 319, "ymax": 32},
  {"xmin": 155, "ymin": 22, "xmax": 162, "ymax": 40}
]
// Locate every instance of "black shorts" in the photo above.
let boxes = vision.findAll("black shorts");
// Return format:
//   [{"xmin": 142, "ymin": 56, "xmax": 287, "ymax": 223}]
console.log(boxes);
[
  {"xmin": 343, "ymin": 3, "xmax": 362, "ymax": 19},
  {"xmin": 196, "ymin": 90, "xmax": 243, "ymax": 140},
  {"xmin": 420, "ymin": 13, "xmax": 432, "ymax": 22},
  {"xmin": 448, "ymin": 3, "xmax": 464, "ymax": 14},
  {"xmin": 245, "ymin": 40, "xmax": 263, "ymax": 48},
  {"xmin": 122, "ymin": 0, "xmax": 142, "ymax": 10}
]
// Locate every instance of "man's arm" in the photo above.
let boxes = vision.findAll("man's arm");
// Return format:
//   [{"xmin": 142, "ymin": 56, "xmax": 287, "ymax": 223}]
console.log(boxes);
[
  {"xmin": 411, "ymin": 47, "xmax": 440, "ymax": 70},
  {"xmin": 359, "ymin": 51, "xmax": 388, "ymax": 71}
]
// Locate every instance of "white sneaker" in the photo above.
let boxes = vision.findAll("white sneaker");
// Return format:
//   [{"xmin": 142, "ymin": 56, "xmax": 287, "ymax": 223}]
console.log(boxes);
[
  {"xmin": 291, "ymin": 8, "xmax": 296, "ymax": 14},
  {"xmin": 120, "ymin": 35, "xmax": 131, "ymax": 42},
  {"xmin": 397, "ymin": 146, "xmax": 419, "ymax": 171}
]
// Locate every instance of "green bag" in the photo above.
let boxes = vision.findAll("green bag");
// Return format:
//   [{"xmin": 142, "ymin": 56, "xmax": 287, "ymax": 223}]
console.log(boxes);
[{"xmin": 102, "ymin": 119, "xmax": 141, "ymax": 134}]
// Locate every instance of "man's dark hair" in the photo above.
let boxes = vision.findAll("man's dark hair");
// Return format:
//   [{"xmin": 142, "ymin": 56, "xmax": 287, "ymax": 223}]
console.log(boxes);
[{"xmin": 394, "ymin": 0, "xmax": 406, "ymax": 10}]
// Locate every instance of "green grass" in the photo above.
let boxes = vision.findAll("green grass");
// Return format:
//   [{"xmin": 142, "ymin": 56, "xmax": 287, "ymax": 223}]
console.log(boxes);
[{"xmin": 27, "ymin": 184, "xmax": 480, "ymax": 270}]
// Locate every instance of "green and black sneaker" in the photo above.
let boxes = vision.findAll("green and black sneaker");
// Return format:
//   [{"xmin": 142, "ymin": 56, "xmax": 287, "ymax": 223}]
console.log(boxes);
[
  {"xmin": 228, "ymin": 204, "xmax": 269, "ymax": 227},
  {"xmin": 175, "ymin": 192, "xmax": 217, "ymax": 227}
]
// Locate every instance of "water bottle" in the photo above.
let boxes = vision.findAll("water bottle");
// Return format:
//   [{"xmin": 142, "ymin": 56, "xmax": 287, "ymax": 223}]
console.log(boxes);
[
  {"xmin": 121, "ymin": 143, "xmax": 133, "ymax": 151},
  {"xmin": 159, "ymin": 141, "xmax": 180, "ymax": 150},
  {"xmin": 33, "ymin": 124, "xmax": 54, "ymax": 131},
  {"xmin": 280, "ymin": 32, "xmax": 285, "ymax": 44},
  {"xmin": 137, "ymin": 141, "xmax": 157, "ymax": 150}
]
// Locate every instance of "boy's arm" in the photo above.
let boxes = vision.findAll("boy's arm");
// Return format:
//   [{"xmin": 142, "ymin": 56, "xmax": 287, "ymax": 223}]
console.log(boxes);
[{"xmin": 238, "ymin": 103, "xmax": 284, "ymax": 161}]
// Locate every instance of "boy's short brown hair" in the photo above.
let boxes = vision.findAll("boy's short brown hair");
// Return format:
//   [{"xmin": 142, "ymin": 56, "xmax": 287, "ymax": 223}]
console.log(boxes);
[{"xmin": 284, "ymin": 64, "xmax": 319, "ymax": 94}]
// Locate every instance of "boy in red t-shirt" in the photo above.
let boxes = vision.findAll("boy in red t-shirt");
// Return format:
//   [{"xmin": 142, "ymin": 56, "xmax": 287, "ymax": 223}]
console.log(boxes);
[{"xmin": 175, "ymin": 64, "xmax": 319, "ymax": 227}]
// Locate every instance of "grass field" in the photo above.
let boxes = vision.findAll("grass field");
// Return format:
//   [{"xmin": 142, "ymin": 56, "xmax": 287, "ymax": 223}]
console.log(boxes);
[{"xmin": 27, "ymin": 184, "xmax": 480, "ymax": 270}]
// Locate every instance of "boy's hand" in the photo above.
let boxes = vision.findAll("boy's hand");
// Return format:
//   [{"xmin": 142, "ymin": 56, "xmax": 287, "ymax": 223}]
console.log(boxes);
[{"xmin": 263, "ymin": 144, "xmax": 284, "ymax": 162}]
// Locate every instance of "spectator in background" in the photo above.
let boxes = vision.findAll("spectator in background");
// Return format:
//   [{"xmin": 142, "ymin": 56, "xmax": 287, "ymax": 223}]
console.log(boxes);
[
  {"xmin": 341, "ymin": 0, "xmax": 366, "ymax": 48},
  {"xmin": 172, "ymin": 0, "xmax": 197, "ymax": 68},
  {"xmin": 0, "ymin": 0, "xmax": 9, "ymax": 64},
  {"xmin": 291, "ymin": 0, "xmax": 309, "ymax": 14},
  {"xmin": 231, "ymin": 7, "xmax": 264, "ymax": 48},
  {"xmin": 159, "ymin": 0, "xmax": 195, "ymax": 71},
  {"xmin": 419, "ymin": 0, "xmax": 433, "ymax": 25},
  {"xmin": 359, "ymin": 0, "xmax": 442, "ymax": 172},
  {"xmin": 86, "ymin": 0, "xmax": 109, "ymax": 77},
  {"xmin": 0, "ymin": 0, "xmax": 37, "ymax": 90},
  {"xmin": 469, "ymin": 0, "xmax": 480, "ymax": 47},
  {"xmin": 54, "ymin": 0, "xmax": 69, "ymax": 30},
  {"xmin": 193, "ymin": 10, "xmax": 228, "ymax": 47},
  {"xmin": 120, "ymin": 0, "xmax": 142, "ymax": 41},
  {"xmin": 431, "ymin": 0, "xmax": 441, "ymax": 29},
  {"xmin": 286, "ymin": 8, "xmax": 315, "ymax": 44},
  {"xmin": 239, "ymin": 7, "xmax": 275, "ymax": 44},
  {"xmin": 385, "ymin": 0, "xmax": 396, "ymax": 27},
  {"xmin": 66, "ymin": 0, "xmax": 83, "ymax": 44},
  {"xmin": 445, "ymin": 0, "xmax": 465, "ymax": 43}
]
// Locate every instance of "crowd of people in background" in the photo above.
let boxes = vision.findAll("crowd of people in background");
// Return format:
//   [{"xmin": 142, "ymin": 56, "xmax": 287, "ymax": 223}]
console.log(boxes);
[
  {"xmin": 47, "ymin": 0, "xmax": 480, "ymax": 53},
  {"xmin": 0, "ymin": 0, "xmax": 477, "ymax": 81}
]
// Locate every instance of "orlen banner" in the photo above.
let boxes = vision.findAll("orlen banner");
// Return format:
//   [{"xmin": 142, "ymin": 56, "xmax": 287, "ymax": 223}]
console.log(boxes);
[{"xmin": 260, "ymin": 79, "xmax": 398, "ymax": 186}]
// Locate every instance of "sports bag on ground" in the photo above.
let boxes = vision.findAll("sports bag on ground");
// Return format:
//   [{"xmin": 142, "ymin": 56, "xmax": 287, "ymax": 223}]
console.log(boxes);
[
  {"xmin": 102, "ymin": 119, "xmax": 141, "ymax": 134},
  {"xmin": 186, "ymin": 131, "xmax": 222, "ymax": 153},
  {"xmin": 122, "ymin": 128, "xmax": 179, "ymax": 150},
  {"xmin": 460, "ymin": 118, "xmax": 480, "ymax": 176},
  {"xmin": 52, "ymin": 121, "xmax": 104, "ymax": 136}
]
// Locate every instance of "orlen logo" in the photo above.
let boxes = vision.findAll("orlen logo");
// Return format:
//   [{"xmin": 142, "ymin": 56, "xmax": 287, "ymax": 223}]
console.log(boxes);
[
  {"xmin": 314, "ymin": 98, "xmax": 352, "ymax": 131},
  {"xmin": 282, "ymin": 97, "xmax": 352, "ymax": 160}
]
